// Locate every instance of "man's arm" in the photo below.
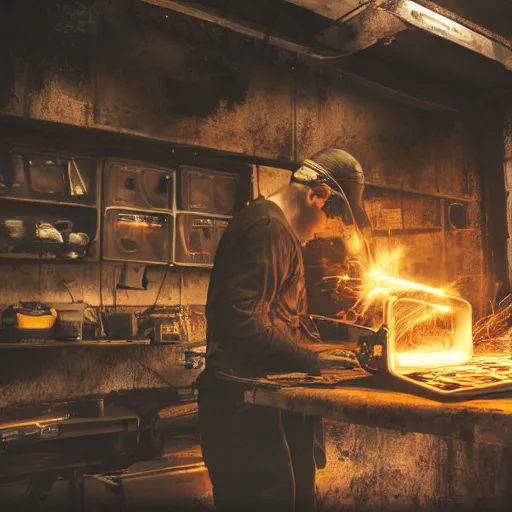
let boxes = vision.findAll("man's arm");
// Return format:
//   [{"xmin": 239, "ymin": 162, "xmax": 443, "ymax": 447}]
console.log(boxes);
[{"xmin": 216, "ymin": 218, "xmax": 320, "ymax": 375}]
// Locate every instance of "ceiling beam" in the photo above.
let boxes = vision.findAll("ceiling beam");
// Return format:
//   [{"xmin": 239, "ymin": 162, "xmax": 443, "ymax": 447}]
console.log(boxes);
[
  {"xmin": 140, "ymin": 0, "xmax": 465, "ymax": 111},
  {"xmin": 284, "ymin": 0, "xmax": 512, "ymax": 70},
  {"xmin": 381, "ymin": 0, "xmax": 512, "ymax": 70}
]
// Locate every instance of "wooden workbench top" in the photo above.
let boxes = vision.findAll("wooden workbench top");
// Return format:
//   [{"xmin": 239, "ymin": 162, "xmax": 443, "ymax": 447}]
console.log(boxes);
[{"xmin": 242, "ymin": 371, "xmax": 512, "ymax": 447}]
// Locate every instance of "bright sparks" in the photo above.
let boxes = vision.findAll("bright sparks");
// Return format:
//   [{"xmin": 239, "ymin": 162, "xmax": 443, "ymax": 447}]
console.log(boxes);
[{"xmin": 338, "ymin": 245, "xmax": 473, "ymax": 371}]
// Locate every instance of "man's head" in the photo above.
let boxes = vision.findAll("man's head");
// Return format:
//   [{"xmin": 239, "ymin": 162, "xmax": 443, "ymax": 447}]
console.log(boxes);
[
  {"xmin": 268, "ymin": 182, "xmax": 331, "ymax": 244},
  {"xmin": 268, "ymin": 148, "xmax": 369, "ymax": 244},
  {"xmin": 291, "ymin": 148, "xmax": 370, "ymax": 230}
]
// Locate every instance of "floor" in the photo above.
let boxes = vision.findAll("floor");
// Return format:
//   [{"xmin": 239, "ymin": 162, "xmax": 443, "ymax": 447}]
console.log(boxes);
[{"xmin": 0, "ymin": 438, "xmax": 214, "ymax": 512}]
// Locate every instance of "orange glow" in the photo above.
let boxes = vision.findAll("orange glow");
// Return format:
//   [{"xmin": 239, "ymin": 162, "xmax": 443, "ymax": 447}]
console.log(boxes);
[
  {"xmin": 118, "ymin": 220, "xmax": 162, "ymax": 228},
  {"xmin": 396, "ymin": 349, "xmax": 469, "ymax": 368},
  {"xmin": 341, "ymin": 246, "xmax": 473, "ymax": 372}
]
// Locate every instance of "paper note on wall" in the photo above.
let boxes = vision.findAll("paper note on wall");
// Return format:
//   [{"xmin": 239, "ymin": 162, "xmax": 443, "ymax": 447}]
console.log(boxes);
[{"xmin": 380, "ymin": 208, "xmax": 403, "ymax": 230}]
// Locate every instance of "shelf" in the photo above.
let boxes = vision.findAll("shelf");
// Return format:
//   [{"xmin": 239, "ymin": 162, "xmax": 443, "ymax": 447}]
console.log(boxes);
[
  {"xmin": 372, "ymin": 227, "xmax": 478, "ymax": 236},
  {"xmin": 0, "ymin": 339, "xmax": 152, "ymax": 348},
  {"xmin": 0, "ymin": 253, "xmax": 97, "ymax": 263},
  {"xmin": 372, "ymin": 227, "xmax": 442, "ymax": 236},
  {"xmin": 0, "ymin": 195, "xmax": 97, "ymax": 209},
  {"xmin": 364, "ymin": 183, "xmax": 475, "ymax": 203}
]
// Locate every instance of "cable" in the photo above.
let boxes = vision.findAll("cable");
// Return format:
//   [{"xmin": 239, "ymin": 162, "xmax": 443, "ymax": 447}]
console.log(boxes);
[
  {"xmin": 113, "ymin": 266, "xmax": 118, "ymax": 311},
  {"xmin": 256, "ymin": 164, "xmax": 262, "ymax": 199},
  {"xmin": 55, "ymin": 270, "xmax": 76, "ymax": 303},
  {"xmin": 150, "ymin": 264, "xmax": 170, "ymax": 312},
  {"xmin": 99, "ymin": 258, "xmax": 104, "ymax": 312}
]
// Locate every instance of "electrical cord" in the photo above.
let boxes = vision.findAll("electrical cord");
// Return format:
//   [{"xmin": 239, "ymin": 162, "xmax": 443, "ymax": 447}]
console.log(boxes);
[
  {"xmin": 139, "ymin": 264, "xmax": 171, "ymax": 322},
  {"xmin": 256, "ymin": 164, "xmax": 263, "ymax": 199},
  {"xmin": 54, "ymin": 270, "xmax": 76, "ymax": 303},
  {"xmin": 152, "ymin": 264, "xmax": 170, "ymax": 309}
]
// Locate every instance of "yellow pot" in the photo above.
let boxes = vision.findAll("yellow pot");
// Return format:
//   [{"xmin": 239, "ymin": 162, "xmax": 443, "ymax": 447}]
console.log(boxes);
[{"xmin": 16, "ymin": 308, "xmax": 58, "ymax": 329}]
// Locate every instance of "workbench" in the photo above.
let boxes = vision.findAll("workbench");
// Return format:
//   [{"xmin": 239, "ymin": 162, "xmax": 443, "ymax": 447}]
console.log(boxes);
[{"xmin": 242, "ymin": 371, "xmax": 512, "ymax": 512}]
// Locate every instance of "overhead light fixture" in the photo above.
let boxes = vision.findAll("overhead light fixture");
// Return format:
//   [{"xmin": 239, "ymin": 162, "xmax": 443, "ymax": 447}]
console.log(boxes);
[{"xmin": 381, "ymin": 0, "xmax": 512, "ymax": 70}]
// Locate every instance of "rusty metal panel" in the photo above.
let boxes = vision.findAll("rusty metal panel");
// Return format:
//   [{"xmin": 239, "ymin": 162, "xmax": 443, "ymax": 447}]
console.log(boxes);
[
  {"xmin": 402, "ymin": 195, "xmax": 441, "ymax": 229},
  {"xmin": 432, "ymin": 116, "xmax": 477, "ymax": 198},
  {"xmin": 295, "ymin": 67, "xmax": 440, "ymax": 194}
]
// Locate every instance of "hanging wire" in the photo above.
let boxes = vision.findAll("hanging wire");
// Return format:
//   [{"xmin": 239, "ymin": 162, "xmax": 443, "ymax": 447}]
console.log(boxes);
[
  {"xmin": 256, "ymin": 164, "xmax": 263, "ymax": 199},
  {"xmin": 151, "ymin": 264, "xmax": 170, "ymax": 311}
]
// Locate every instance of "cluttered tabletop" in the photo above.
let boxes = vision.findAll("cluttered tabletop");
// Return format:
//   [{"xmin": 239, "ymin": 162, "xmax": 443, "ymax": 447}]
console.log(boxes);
[{"xmin": 230, "ymin": 368, "xmax": 512, "ymax": 447}]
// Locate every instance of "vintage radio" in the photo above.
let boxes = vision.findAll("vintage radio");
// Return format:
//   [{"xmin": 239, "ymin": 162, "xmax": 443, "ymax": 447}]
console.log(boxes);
[
  {"xmin": 104, "ymin": 160, "xmax": 173, "ymax": 210},
  {"xmin": 174, "ymin": 213, "xmax": 228, "ymax": 266},
  {"xmin": 103, "ymin": 311, "xmax": 139, "ymax": 340},
  {"xmin": 179, "ymin": 166, "xmax": 239, "ymax": 215},
  {"xmin": 143, "ymin": 309, "xmax": 182, "ymax": 344},
  {"xmin": 103, "ymin": 210, "xmax": 171, "ymax": 264},
  {"xmin": 140, "ymin": 305, "xmax": 207, "ymax": 344}
]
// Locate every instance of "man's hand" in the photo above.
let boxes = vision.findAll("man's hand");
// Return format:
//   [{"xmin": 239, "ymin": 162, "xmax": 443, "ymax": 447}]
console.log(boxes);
[
  {"xmin": 299, "ymin": 342, "xmax": 360, "ymax": 370},
  {"xmin": 301, "ymin": 342, "xmax": 349, "ymax": 353},
  {"xmin": 317, "ymin": 349, "xmax": 359, "ymax": 370}
]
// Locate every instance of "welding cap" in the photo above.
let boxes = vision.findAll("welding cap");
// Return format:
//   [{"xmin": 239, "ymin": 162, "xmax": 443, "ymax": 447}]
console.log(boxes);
[{"xmin": 291, "ymin": 148, "xmax": 368, "ymax": 226}]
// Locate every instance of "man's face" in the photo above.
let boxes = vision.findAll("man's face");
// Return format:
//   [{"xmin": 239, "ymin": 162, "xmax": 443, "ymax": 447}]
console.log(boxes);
[{"xmin": 296, "ymin": 185, "xmax": 329, "ymax": 243}]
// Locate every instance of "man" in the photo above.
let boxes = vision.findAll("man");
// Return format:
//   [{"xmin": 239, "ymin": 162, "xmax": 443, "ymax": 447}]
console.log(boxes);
[{"xmin": 196, "ymin": 148, "xmax": 368, "ymax": 512}]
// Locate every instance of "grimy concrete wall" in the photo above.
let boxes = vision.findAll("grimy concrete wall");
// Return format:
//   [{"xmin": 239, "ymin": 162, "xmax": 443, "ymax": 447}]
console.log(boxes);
[
  {"xmin": 317, "ymin": 421, "xmax": 511, "ymax": 512},
  {"xmin": 0, "ymin": 0, "xmax": 484, "ymax": 314}
]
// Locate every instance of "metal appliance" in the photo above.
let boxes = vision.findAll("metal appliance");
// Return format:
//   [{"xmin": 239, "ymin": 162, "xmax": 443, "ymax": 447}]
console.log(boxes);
[
  {"xmin": 179, "ymin": 166, "xmax": 239, "ymax": 215},
  {"xmin": 354, "ymin": 290, "xmax": 512, "ymax": 398},
  {"xmin": 104, "ymin": 160, "xmax": 173, "ymax": 210}
]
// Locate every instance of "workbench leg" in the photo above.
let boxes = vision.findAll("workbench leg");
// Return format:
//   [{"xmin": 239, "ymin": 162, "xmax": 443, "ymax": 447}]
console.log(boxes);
[{"xmin": 71, "ymin": 470, "xmax": 85, "ymax": 512}]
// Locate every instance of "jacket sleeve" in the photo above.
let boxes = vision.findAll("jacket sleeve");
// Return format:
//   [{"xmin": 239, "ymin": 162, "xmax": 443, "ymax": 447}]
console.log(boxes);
[{"xmin": 218, "ymin": 217, "xmax": 320, "ymax": 375}]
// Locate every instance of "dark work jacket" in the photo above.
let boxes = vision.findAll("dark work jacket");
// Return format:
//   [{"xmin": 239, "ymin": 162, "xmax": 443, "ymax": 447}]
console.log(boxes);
[
  {"xmin": 197, "ymin": 198, "xmax": 321, "ymax": 382},
  {"xmin": 196, "ymin": 198, "xmax": 326, "ymax": 469}
]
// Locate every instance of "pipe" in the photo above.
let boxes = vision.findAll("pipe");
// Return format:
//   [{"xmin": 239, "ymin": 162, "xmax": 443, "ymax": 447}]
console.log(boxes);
[
  {"xmin": 142, "ymin": 0, "xmax": 350, "ymax": 60},
  {"xmin": 381, "ymin": 0, "xmax": 512, "ymax": 70}
]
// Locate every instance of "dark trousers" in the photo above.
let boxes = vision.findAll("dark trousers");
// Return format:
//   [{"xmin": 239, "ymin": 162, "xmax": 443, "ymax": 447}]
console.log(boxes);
[{"xmin": 198, "ymin": 383, "xmax": 320, "ymax": 512}]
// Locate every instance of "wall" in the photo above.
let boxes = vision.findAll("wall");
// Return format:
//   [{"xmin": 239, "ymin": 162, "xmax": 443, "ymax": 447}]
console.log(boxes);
[
  {"xmin": 0, "ymin": 0, "xmax": 486, "ymax": 407},
  {"xmin": 317, "ymin": 420, "xmax": 512, "ymax": 511}
]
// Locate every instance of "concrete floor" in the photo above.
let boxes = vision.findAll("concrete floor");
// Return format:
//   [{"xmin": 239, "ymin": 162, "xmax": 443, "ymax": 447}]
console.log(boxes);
[{"xmin": 0, "ymin": 439, "xmax": 214, "ymax": 512}]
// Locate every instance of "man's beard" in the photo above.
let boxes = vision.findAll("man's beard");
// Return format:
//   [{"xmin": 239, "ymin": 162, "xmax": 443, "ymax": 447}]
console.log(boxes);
[{"xmin": 295, "ymin": 204, "xmax": 326, "ymax": 244}]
